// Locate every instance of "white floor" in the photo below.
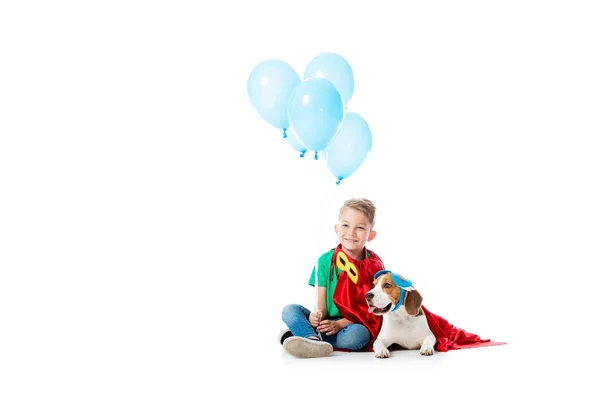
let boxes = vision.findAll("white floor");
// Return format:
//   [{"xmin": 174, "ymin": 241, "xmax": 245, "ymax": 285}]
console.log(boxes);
[{"xmin": 267, "ymin": 340, "xmax": 591, "ymax": 400}]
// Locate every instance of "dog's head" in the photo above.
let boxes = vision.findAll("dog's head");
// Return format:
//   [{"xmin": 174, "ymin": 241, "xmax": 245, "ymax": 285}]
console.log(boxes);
[{"xmin": 366, "ymin": 270, "xmax": 423, "ymax": 316}]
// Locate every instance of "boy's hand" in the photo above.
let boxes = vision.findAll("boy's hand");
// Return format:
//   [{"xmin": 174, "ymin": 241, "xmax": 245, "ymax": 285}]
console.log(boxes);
[
  {"xmin": 309, "ymin": 311, "xmax": 323, "ymax": 328},
  {"xmin": 318, "ymin": 319, "xmax": 342, "ymax": 335}
]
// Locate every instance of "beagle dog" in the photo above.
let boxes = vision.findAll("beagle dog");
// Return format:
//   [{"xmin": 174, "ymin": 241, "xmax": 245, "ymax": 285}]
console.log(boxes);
[{"xmin": 366, "ymin": 270, "xmax": 436, "ymax": 358}]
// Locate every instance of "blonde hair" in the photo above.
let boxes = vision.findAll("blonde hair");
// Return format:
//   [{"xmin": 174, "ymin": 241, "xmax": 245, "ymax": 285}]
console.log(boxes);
[{"xmin": 339, "ymin": 198, "xmax": 376, "ymax": 229}]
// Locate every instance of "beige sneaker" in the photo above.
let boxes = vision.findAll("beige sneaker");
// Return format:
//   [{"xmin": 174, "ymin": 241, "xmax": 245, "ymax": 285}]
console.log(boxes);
[{"xmin": 283, "ymin": 337, "xmax": 333, "ymax": 358}]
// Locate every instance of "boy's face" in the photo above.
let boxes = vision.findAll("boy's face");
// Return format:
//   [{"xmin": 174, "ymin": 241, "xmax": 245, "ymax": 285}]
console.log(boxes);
[{"xmin": 335, "ymin": 207, "xmax": 376, "ymax": 256}]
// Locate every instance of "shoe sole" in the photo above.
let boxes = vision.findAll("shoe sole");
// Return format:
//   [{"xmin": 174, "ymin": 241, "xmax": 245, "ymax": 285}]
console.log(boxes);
[{"xmin": 283, "ymin": 337, "xmax": 333, "ymax": 358}]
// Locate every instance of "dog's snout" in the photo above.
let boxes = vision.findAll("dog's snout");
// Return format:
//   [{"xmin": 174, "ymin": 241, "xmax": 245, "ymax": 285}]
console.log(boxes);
[{"xmin": 366, "ymin": 292, "xmax": 374, "ymax": 301}]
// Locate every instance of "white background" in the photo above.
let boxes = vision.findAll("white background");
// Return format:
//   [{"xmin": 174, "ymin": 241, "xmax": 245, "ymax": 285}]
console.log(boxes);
[{"xmin": 1, "ymin": 1, "xmax": 599, "ymax": 398}]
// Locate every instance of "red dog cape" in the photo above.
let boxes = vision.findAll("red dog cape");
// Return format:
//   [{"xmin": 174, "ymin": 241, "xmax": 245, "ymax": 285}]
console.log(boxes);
[
  {"xmin": 421, "ymin": 305, "xmax": 507, "ymax": 351},
  {"xmin": 331, "ymin": 245, "xmax": 384, "ymax": 351}
]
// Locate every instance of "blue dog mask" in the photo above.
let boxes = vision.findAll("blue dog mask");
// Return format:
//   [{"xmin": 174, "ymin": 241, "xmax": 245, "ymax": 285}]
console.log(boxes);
[{"xmin": 373, "ymin": 270, "xmax": 414, "ymax": 312}]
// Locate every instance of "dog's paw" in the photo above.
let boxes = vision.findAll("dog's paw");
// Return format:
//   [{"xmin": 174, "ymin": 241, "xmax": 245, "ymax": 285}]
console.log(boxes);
[
  {"xmin": 374, "ymin": 348, "xmax": 390, "ymax": 358},
  {"xmin": 419, "ymin": 344, "xmax": 434, "ymax": 356}
]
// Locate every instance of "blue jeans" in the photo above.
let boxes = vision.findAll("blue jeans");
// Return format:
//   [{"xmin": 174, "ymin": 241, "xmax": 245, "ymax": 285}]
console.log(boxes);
[{"xmin": 281, "ymin": 304, "xmax": 370, "ymax": 351}]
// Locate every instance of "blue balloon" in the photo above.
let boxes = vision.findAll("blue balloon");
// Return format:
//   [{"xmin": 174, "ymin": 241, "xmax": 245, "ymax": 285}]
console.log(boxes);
[
  {"xmin": 304, "ymin": 53, "xmax": 354, "ymax": 107},
  {"xmin": 287, "ymin": 78, "xmax": 344, "ymax": 159},
  {"xmin": 247, "ymin": 59, "xmax": 301, "ymax": 134},
  {"xmin": 284, "ymin": 127, "xmax": 308, "ymax": 157},
  {"xmin": 322, "ymin": 112, "xmax": 372, "ymax": 184}
]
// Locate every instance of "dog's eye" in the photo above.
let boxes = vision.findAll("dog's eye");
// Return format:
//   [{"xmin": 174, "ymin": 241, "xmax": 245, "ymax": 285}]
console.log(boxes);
[{"xmin": 384, "ymin": 283, "xmax": 392, "ymax": 289}]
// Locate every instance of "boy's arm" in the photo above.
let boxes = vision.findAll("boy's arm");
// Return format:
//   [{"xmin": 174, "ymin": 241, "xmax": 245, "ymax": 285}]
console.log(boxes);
[
  {"xmin": 335, "ymin": 318, "xmax": 353, "ymax": 329},
  {"xmin": 317, "ymin": 286, "xmax": 352, "ymax": 328},
  {"xmin": 309, "ymin": 287, "xmax": 328, "ymax": 328},
  {"xmin": 317, "ymin": 286, "xmax": 327, "ymax": 316}
]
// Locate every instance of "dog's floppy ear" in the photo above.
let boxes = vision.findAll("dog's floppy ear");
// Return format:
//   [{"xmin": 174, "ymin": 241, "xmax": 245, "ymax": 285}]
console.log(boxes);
[{"xmin": 404, "ymin": 289, "xmax": 423, "ymax": 316}]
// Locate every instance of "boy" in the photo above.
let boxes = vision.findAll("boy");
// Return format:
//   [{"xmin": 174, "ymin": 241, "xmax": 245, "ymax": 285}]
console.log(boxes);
[{"xmin": 279, "ymin": 198, "xmax": 385, "ymax": 358}]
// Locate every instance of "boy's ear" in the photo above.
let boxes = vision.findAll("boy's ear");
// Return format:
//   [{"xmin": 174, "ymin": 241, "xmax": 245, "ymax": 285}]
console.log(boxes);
[
  {"xmin": 334, "ymin": 224, "xmax": 339, "ymax": 235},
  {"xmin": 368, "ymin": 230, "xmax": 377, "ymax": 241}
]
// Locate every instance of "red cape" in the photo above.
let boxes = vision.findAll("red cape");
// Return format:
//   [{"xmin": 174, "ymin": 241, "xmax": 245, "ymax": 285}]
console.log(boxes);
[
  {"xmin": 422, "ymin": 305, "xmax": 507, "ymax": 351},
  {"xmin": 331, "ymin": 245, "xmax": 384, "ymax": 351}
]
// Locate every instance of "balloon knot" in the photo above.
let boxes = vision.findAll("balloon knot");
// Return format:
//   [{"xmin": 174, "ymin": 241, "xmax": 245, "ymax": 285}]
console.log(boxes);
[
  {"xmin": 300, "ymin": 150, "xmax": 306, "ymax": 158},
  {"xmin": 282, "ymin": 128, "xmax": 287, "ymax": 139},
  {"xmin": 336, "ymin": 178, "xmax": 342, "ymax": 185},
  {"xmin": 314, "ymin": 152, "xmax": 319, "ymax": 160}
]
